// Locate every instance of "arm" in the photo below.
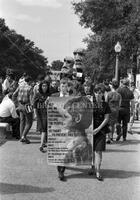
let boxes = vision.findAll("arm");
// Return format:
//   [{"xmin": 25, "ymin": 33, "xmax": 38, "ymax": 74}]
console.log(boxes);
[
  {"xmin": 10, "ymin": 103, "xmax": 19, "ymax": 119},
  {"xmin": 29, "ymin": 87, "xmax": 34, "ymax": 105},
  {"xmin": 105, "ymin": 93, "xmax": 109, "ymax": 103},
  {"xmin": 12, "ymin": 87, "xmax": 19, "ymax": 100},
  {"xmin": 12, "ymin": 87, "xmax": 19, "ymax": 106},
  {"xmin": 2, "ymin": 79, "xmax": 8, "ymax": 91},
  {"xmin": 93, "ymin": 113, "xmax": 109, "ymax": 135},
  {"xmin": 32, "ymin": 92, "xmax": 39, "ymax": 119},
  {"xmin": 119, "ymin": 94, "xmax": 122, "ymax": 107}
]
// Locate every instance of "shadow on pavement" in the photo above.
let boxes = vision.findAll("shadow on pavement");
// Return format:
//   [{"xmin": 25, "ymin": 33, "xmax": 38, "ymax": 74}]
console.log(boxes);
[
  {"xmin": 103, "ymin": 169, "xmax": 140, "ymax": 179},
  {"xmin": 132, "ymin": 131, "xmax": 140, "ymax": 134},
  {"xmin": 66, "ymin": 167, "xmax": 97, "ymax": 180},
  {"xmin": 65, "ymin": 168, "xmax": 140, "ymax": 180},
  {"xmin": 30, "ymin": 141, "xmax": 41, "ymax": 144},
  {"xmin": 116, "ymin": 139, "xmax": 140, "ymax": 146},
  {"xmin": 0, "ymin": 140, "xmax": 7, "ymax": 147},
  {"xmin": 0, "ymin": 182, "xmax": 55, "ymax": 195},
  {"xmin": 132, "ymin": 127, "xmax": 140, "ymax": 130},
  {"xmin": 28, "ymin": 135, "xmax": 40, "ymax": 140},
  {"xmin": 106, "ymin": 149, "xmax": 137, "ymax": 153}
]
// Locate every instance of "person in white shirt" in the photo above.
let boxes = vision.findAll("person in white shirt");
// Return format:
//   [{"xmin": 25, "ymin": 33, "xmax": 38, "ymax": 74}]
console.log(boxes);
[
  {"xmin": 2, "ymin": 74, "xmax": 14, "ymax": 91},
  {"xmin": 0, "ymin": 90, "xmax": 20, "ymax": 139},
  {"xmin": 18, "ymin": 73, "xmax": 27, "ymax": 87}
]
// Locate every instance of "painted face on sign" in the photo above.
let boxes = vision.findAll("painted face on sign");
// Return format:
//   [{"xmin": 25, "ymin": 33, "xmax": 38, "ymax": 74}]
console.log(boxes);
[
  {"xmin": 51, "ymin": 81, "xmax": 57, "ymax": 88},
  {"xmin": 73, "ymin": 48, "xmax": 85, "ymax": 67},
  {"xmin": 84, "ymin": 85, "xmax": 91, "ymax": 95},
  {"xmin": 61, "ymin": 56, "xmax": 74, "ymax": 75},
  {"xmin": 42, "ymin": 83, "xmax": 48, "ymax": 93},
  {"xmin": 60, "ymin": 83, "xmax": 69, "ymax": 95},
  {"xmin": 62, "ymin": 109, "xmax": 73, "ymax": 129}
]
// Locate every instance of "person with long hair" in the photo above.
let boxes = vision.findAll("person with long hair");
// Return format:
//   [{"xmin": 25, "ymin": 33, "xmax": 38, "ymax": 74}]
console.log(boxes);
[{"xmin": 33, "ymin": 80, "xmax": 50, "ymax": 152}]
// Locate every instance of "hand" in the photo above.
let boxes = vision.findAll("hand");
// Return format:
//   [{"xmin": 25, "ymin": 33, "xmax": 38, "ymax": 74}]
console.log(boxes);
[
  {"xmin": 93, "ymin": 128, "xmax": 100, "ymax": 135},
  {"xmin": 45, "ymin": 97, "xmax": 49, "ymax": 106}
]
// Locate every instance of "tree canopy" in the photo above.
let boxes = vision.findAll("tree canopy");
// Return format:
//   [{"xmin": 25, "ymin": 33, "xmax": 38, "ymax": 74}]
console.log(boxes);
[
  {"xmin": 0, "ymin": 18, "xmax": 48, "ymax": 78},
  {"xmin": 51, "ymin": 60, "xmax": 63, "ymax": 71},
  {"xmin": 72, "ymin": 0, "xmax": 140, "ymax": 82}
]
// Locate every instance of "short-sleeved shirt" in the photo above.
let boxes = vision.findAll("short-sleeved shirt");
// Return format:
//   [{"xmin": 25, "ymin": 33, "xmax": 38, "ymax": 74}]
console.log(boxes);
[
  {"xmin": 93, "ymin": 97, "xmax": 111, "ymax": 151},
  {"xmin": 117, "ymin": 86, "xmax": 134, "ymax": 110},
  {"xmin": 93, "ymin": 99, "xmax": 111, "ymax": 132},
  {"xmin": 13, "ymin": 83, "xmax": 32, "ymax": 104},
  {"xmin": 0, "ymin": 95, "xmax": 18, "ymax": 118},
  {"xmin": 107, "ymin": 91, "xmax": 121, "ymax": 111}
]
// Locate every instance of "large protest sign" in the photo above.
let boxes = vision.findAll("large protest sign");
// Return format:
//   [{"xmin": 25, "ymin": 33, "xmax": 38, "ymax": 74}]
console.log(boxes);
[{"xmin": 47, "ymin": 96, "xmax": 93, "ymax": 167}]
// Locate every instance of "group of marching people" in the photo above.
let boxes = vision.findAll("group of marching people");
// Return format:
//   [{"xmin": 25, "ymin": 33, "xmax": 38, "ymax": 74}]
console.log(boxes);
[{"xmin": 0, "ymin": 67, "xmax": 139, "ymax": 181}]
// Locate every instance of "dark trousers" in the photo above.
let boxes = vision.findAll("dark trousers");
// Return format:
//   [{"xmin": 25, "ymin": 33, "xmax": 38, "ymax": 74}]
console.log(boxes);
[
  {"xmin": 117, "ymin": 108, "xmax": 130, "ymax": 139},
  {"xmin": 57, "ymin": 166, "xmax": 66, "ymax": 173},
  {"xmin": 0, "ymin": 116, "xmax": 20, "ymax": 138}
]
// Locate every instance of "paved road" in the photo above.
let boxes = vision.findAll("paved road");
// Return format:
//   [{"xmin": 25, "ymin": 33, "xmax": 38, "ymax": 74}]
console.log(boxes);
[{"xmin": 0, "ymin": 121, "xmax": 140, "ymax": 200}]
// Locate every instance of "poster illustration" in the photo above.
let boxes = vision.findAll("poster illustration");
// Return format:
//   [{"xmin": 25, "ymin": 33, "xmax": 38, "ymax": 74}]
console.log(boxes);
[{"xmin": 47, "ymin": 96, "xmax": 93, "ymax": 166}]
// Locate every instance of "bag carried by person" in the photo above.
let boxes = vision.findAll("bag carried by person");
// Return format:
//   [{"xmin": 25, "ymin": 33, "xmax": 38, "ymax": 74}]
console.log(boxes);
[{"xmin": 25, "ymin": 104, "xmax": 33, "ymax": 113}]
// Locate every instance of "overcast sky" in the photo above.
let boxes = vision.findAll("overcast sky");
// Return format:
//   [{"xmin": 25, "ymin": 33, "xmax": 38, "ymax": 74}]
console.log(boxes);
[{"xmin": 0, "ymin": 0, "xmax": 90, "ymax": 64}]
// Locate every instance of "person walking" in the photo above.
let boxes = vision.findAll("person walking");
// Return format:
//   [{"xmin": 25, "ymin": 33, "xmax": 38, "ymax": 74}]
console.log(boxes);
[
  {"xmin": 0, "ymin": 76, "xmax": 3, "ymax": 103},
  {"xmin": 116, "ymin": 79, "xmax": 134, "ymax": 141},
  {"xmin": 128, "ymin": 82, "xmax": 140, "ymax": 134},
  {"xmin": 33, "ymin": 80, "xmax": 50, "ymax": 152},
  {"xmin": 88, "ymin": 83, "xmax": 111, "ymax": 181},
  {"xmin": 106, "ymin": 80, "xmax": 122, "ymax": 143},
  {"xmin": 51, "ymin": 78, "xmax": 70, "ymax": 181},
  {"xmin": 13, "ymin": 76, "xmax": 33, "ymax": 144}
]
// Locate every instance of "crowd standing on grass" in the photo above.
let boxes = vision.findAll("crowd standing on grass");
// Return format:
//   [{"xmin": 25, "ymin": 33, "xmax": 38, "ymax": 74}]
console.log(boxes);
[{"xmin": 0, "ymin": 65, "xmax": 139, "ymax": 181}]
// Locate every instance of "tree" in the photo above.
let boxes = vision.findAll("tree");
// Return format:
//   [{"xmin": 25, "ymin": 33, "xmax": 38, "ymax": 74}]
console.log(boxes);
[
  {"xmin": 51, "ymin": 60, "xmax": 63, "ymax": 71},
  {"xmin": 72, "ymin": 0, "xmax": 140, "ymax": 82},
  {"xmin": 0, "ymin": 18, "xmax": 48, "ymax": 78}
]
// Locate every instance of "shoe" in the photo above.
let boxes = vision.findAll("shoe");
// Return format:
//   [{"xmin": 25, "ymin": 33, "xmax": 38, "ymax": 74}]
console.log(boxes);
[
  {"xmin": 20, "ymin": 137, "xmax": 30, "ymax": 144},
  {"xmin": 42, "ymin": 144, "xmax": 47, "ymax": 148},
  {"xmin": 128, "ymin": 130, "xmax": 133, "ymax": 135},
  {"xmin": 13, "ymin": 135, "xmax": 20, "ymax": 140},
  {"xmin": 88, "ymin": 166, "xmax": 95, "ymax": 175},
  {"xmin": 106, "ymin": 140, "xmax": 112, "ymax": 144},
  {"xmin": 96, "ymin": 173, "xmax": 103, "ymax": 181},
  {"xmin": 39, "ymin": 146, "xmax": 44, "ymax": 152},
  {"xmin": 58, "ymin": 172, "xmax": 65, "ymax": 181},
  {"xmin": 116, "ymin": 134, "xmax": 122, "ymax": 141},
  {"xmin": 15, "ymin": 136, "xmax": 20, "ymax": 140},
  {"xmin": 25, "ymin": 138, "xmax": 30, "ymax": 144},
  {"xmin": 123, "ymin": 138, "xmax": 126, "ymax": 142}
]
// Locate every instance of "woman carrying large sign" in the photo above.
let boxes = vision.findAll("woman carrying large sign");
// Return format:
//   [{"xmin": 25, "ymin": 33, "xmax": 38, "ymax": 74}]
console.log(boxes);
[{"xmin": 47, "ymin": 96, "xmax": 93, "ymax": 167}]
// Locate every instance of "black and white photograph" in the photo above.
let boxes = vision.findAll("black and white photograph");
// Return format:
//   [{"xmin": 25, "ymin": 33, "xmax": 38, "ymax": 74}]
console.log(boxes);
[{"xmin": 0, "ymin": 0, "xmax": 140, "ymax": 200}]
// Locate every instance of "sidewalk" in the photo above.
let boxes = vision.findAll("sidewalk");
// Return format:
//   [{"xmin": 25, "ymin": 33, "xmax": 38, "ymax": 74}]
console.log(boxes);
[{"xmin": 0, "ymin": 121, "xmax": 140, "ymax": 200}]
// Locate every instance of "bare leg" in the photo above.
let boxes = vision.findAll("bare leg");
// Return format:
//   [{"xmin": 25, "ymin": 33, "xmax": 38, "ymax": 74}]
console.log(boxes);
[
  {"xmin": 95, "ymin": 151, "xmax": 102, "ymax": 173},
  {"xmin": 95, "ymin": 151, "xmax": 103, "ymax": 181},
  {"xmin": 41, "ymin": 132, "xmax": 46, "ymax": 147}
]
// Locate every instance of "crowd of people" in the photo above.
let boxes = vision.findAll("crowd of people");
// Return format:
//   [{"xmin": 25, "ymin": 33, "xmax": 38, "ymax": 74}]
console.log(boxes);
[{"xmin": 0, "ymin": 69, "xmax": 140, "ymax": 182}]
